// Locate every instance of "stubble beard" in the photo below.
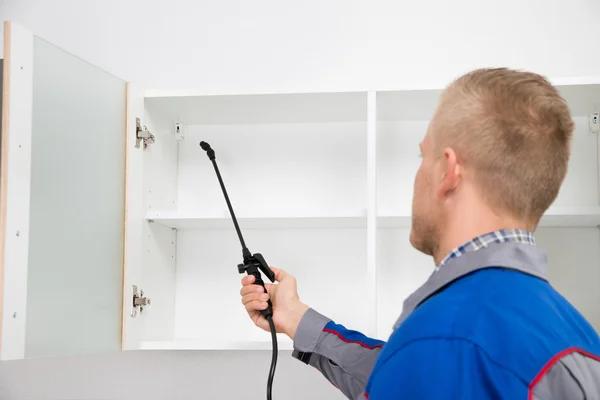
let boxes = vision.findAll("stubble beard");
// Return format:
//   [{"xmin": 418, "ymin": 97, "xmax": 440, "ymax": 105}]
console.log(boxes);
[{"xmin": 410, "ymin": 209, "xmax": 439, "ymax": 257}]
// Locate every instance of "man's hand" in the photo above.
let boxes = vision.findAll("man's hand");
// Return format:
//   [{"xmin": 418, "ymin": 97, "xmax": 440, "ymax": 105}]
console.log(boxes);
[{"xmin": 240, "ymin": 267, "xmax": 309, "ymax": 339}]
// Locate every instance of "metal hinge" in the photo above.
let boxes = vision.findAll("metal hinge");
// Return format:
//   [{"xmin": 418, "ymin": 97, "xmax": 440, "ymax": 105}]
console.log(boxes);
[
  {"xmin": 174, "ymin": 121, "xmax": 185, "ymax": 142},
  {"xmin": 136, "ymin": 118, "xmax": 155, "ymax": 149},
  {"xmin": 131, "ymin": 285, "xmax": 151, "ymax": 317}
]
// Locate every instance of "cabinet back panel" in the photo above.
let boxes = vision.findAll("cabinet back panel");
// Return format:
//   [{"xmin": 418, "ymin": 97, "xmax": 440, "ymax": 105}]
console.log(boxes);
[
  {"xmin": 376, "ymin": 84, "xmax": 600, "ymax": 122},
  {"xmin": 376, "ymin": 121, "xmax": 426, "ymax": 214},
  {"xmin": 174, "ymin": 228, "xmax": 369, "ymax": 343},
  {"xmin": 25, "ymin": 36, "xmax": 126, "ymax": 358},
  {"xmin": 377, "ymin": 227, "xmax": 600, "ymax": 340},
  {"xmin": 553, "ymin": 116, "xmax": 599, "ymax": 207},
  {"xmin": 536, "ymin": 227, "xmax": 600, "ymax": 333},
  {"xmin": 376, "ymin": 228, "xmax": 434, "ymax": 339},
  {"xmin": 177, "ymin": 123, "xmax": 367, "ymax": 217},
  {"xmin": 377, "ymin": 116, "xmax": 598, "ymax": 213}
]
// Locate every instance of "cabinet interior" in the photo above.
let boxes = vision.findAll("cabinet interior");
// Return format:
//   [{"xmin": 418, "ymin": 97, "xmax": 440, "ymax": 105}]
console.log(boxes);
[{"xmin": 135, "ymin": 85, "xmax": 600, "ymax": 350}]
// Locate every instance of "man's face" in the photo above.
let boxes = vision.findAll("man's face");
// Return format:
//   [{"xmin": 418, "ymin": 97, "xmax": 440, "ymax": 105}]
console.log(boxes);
[{"xmin": 409, "ymin": 124, "xmax": 442, "ymax": 257}]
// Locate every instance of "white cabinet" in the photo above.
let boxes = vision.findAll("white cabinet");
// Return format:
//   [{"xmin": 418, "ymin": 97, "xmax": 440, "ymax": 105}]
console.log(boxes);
[{"xmin": 1, "ymin": 21, "xmax": 599, "ymax": 360}]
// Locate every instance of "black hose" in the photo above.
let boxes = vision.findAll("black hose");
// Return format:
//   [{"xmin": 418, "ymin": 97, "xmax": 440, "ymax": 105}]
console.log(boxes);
[{"xmin": 266, "ymin": 315, "xmax": 278, "ymax": 400}]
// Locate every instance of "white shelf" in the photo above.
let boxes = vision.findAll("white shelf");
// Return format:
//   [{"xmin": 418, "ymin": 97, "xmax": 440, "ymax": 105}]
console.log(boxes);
[
  {"xmin": 140, "ymin": 337, "xmax": 293, "ymax": 351},
  {"xmin": 538, "ymin": 206, "xmax": 600, "ymax": 227},
  {"xmin": 146, "ymin": 210, "xmax": 367, "ymax": 230},
  {"xmin": 146, "ymin": 206, "xmax": 600, "ymax": 230},
  {"xmin": 377, "ymin": 214, "xmax": 413, "ymax": 228},
  {"xmin": 148, "ymin": 206, "xmax": 600, "ymax": 230},
  {"xmin": 377, "ymin": 206, "xmax": 600, "ymax": 228}
]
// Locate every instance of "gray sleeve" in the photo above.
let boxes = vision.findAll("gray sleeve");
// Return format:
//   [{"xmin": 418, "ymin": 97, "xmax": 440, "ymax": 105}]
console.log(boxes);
[
  {"xmin": 291, "ymin": 308, "xmax": 385, "ymax": 400},
  {"xmin": 531, "ymin": 351, "xmax": 600, "ymax": 400}
]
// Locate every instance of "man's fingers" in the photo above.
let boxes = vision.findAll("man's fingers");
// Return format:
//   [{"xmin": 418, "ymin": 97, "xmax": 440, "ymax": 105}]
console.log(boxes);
[
  {"xmin": 244, "ymin": 300, "xmax": 269, "ymax": 313},
  {"xmin": 240, "ymin": 284, "xmax": 266, "ymax": 296},
  {"xmin": 242, "ymin": 267, "xmax": 289, "ymax": 285},
  {"xmin": 242, "ymin": 292, "xmax": 269, "ymax": 306}
]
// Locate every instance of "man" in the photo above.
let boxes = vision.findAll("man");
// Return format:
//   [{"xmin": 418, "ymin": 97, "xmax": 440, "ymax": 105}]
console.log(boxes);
[{"xmin": 240, "ymin": 68, "xmax": 600, "ymax": 399}]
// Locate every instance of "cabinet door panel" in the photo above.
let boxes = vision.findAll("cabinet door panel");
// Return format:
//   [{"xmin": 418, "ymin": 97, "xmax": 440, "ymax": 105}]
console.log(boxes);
[
  {"xmin": 0, "ymin": 21, "xmax": 128, "ymax": 359},
  {"xmin": 0, "ymin": 21, "xmax": 34, "ymax": 361}
]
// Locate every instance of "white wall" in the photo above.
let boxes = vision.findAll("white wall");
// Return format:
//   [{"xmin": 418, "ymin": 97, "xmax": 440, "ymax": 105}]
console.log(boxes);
[
  {"xmin": 1, "ymin": 0, "xmax": 599, "ymax": 399},
  {"xmin": 1, "ymin": 0, "xmax": 599, "ymax": 95}
]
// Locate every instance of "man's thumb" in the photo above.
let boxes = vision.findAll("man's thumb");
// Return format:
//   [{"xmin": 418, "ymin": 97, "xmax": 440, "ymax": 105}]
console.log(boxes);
[{"xmin": 271, "ymin": 267, "xmax": 287, "ymax": 282}]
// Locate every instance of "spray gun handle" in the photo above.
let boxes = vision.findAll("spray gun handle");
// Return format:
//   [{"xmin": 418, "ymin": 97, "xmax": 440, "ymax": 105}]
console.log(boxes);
[{"xmin": 238, "ymin": 260, "xmax": 273, "ymax": 318}]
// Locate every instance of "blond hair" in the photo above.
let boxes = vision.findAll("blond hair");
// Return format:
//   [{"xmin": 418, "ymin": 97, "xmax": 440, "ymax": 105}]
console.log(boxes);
[{"xmin": 433, "ymin": 68, "xmax": 574, "ymax": 226}]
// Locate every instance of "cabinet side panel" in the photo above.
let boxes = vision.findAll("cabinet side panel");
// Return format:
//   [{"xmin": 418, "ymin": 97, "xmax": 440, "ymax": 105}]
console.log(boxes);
[
  {"xmin": 24, "ymin": 36, "xmax": 126, "ymax": 358},
  {"xmin": 0, "ymin": 21, "xmax": 34, "ymax": 361},
  {"xmin": 122, "ymin": 97, "xmax": 178, "ymax": 347},
  {"xmin": 142, "ymin": 102, "xmax": 179, "ymax": 211},
  {"xmin": 140, "ymin": 222, "xmax": 176, "ymax": 342},
  {"xmin": 140, "ymin": 107, "xmax": 178, "ymax": 342},
  {"xmin": 366, "ymin": 92, "xmax": 377, "ymax": 337}
]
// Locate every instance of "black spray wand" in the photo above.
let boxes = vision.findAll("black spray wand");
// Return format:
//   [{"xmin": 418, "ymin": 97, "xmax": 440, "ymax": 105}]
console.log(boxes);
[{"xmin": 199, "ymin": 141, "xmax": 278, "ymax": 400}]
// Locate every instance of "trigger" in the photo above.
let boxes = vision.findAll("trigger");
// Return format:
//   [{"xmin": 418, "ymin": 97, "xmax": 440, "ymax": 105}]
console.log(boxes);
[{"xmin": 254, "ymin": 253, "xmax": 275, "ymax": 283}]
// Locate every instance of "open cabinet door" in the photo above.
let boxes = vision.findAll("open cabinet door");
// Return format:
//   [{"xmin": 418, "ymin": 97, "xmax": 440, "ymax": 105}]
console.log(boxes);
[
  {"xmin": 0, "ymin": 21, "xmax": 143, "ymax": 360},
  {"xmin": 121, "ymin": 82, "xmax": 145, "ymax": 352}
]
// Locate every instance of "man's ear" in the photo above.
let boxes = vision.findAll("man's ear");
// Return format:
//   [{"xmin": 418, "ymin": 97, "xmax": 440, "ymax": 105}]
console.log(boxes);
[{"xmin": 437, "ymin": 147, "xmax": 461, "ymax": 198}]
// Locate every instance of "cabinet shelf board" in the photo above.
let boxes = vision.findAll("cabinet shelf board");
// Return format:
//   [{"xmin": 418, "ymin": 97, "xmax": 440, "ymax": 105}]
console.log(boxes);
[
  {"xmin": 537, "ymin": 206, "xmax": 600, "ymax": 227},
  {"xmin": 146, "ymin": 211, "xmax": 367, "ymax": 230},
  {"xmin": 149, "ymin": 206, "xmax": 600, "ymax": 230},
  {"xmin": 378, "ymin": 206, "xmax": 600, "ymax": 229},
  {"xmin": 140, "ymin": 338, "xmax": 293, "ymax": 351}
]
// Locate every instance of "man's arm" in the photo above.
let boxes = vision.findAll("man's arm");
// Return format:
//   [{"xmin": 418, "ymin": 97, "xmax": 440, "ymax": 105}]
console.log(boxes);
[
  {"xmin": 365, "ymin": 337, "xmax": 525, "ymax": 399},
  {"xmin": 239, "ymin": 269, "xmax": 385, "ymax": 399},
  {"xmin": 292, "ymin": 308, "xmax": 386, "ymax": 400}
]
